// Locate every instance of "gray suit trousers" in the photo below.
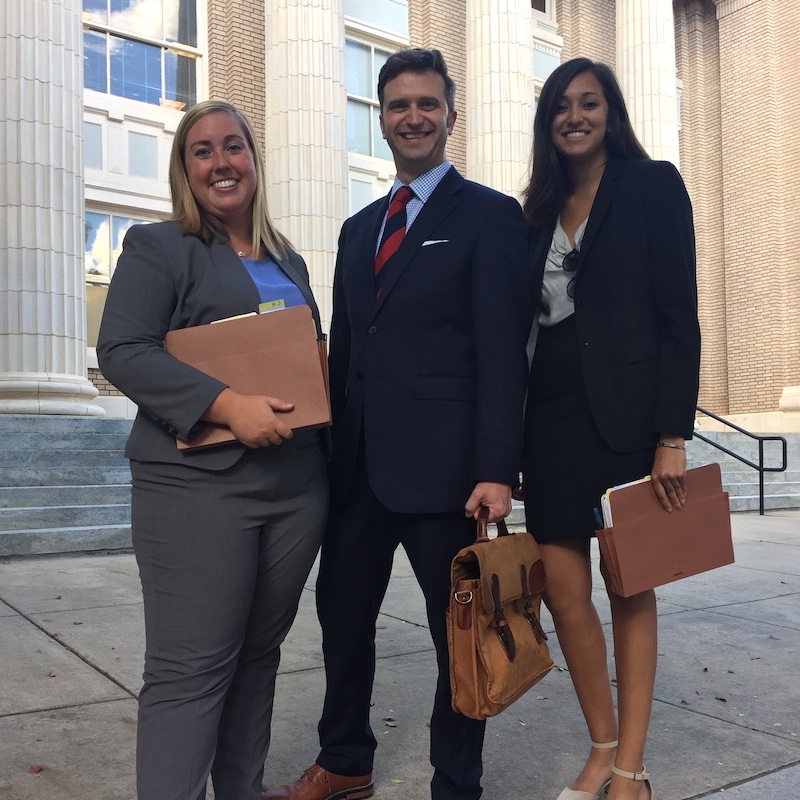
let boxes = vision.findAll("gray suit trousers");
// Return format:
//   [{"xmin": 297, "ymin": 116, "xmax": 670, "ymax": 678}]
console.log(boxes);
[{"xmin": 130, "ymin": 432, "xmax": 327, "ymax": 800}]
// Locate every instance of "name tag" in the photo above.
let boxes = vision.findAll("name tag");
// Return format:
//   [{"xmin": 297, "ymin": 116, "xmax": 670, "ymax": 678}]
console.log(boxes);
[{"xmin": 259, "ymin": 299, "xmax": 286, "ymax": 314}]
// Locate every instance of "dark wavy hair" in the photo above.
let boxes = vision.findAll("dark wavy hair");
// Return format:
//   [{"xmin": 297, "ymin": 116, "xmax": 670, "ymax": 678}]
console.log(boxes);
[
  {"xmin": 377, "ymin": 48, "xmax": 456, "ymax": 115},
  {"xmin": 522, "ymin": 58, "xmax": 649, "ymax": 228}
]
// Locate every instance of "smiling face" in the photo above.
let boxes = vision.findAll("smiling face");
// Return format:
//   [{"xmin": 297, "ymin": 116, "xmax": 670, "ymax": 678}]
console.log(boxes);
[
  {"xmin": 550, "ymin": 70, "xmax": 609, "ymax": 166},
  {"xmin": 379, "ymin": 69, "xmax": 456, "ymax": 184},
  {"xmin": 184, "ymin": 110, "xmax": 257, "ymax": 229}
]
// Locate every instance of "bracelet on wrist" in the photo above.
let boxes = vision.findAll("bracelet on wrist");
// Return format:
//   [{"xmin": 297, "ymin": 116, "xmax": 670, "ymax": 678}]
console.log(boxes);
[{"xmin": 656, "ymin": 441, "xmax": 686, "ymax": 451}]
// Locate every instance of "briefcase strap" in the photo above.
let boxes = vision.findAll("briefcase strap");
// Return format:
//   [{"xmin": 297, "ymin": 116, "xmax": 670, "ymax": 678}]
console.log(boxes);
[{"xmin": 475, "ymin": 506, "xmax": 512, "ymax": 543}]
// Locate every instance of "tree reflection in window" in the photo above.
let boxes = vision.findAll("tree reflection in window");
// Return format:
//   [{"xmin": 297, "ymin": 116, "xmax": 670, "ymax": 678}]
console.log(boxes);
[{"xmin": 85, "ymin": 212, "xmax": 147, "ymax": 284}]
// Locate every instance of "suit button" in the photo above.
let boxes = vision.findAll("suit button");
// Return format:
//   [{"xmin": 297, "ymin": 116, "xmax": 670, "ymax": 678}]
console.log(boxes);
[
  {"xmin": 575, "ymin": 301, "xmax": 584, "ymax": 310},
  {"xmin": 582, "ymin": 342, "xmax": 590, "ymax": 350},
  {"xmin": 356, "ymin": 371, "xmax": 364, "ymax": 380},
  {"xmin": 368, "ymin": 325, "xmax": 378, "ymax": 335}
]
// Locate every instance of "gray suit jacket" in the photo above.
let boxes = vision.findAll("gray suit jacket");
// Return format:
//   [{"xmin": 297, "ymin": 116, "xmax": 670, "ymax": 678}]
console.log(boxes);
[{"xmin": 97, "ymin": 221, "xmax": 324, "ymax": 470}]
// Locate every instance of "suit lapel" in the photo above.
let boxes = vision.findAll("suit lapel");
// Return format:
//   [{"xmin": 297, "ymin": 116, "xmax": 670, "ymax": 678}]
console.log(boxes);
[
  {"xmin": 373, "ymin": 167, "xmax": 463, "ymax": 314},
  {"xmin": 209, "ymin": 238, "xmax": 262, "ymax": 309},
  {"xmin": 577, "ymin": 157, "xmax": 626, "ymax": 266},
  {"xmin": 528, "ymin": 222, "xmax": 553, "ymax": 319},
  {"xmin": 274, "ymin": 252, "xmax": 323, "ymax": 335}
]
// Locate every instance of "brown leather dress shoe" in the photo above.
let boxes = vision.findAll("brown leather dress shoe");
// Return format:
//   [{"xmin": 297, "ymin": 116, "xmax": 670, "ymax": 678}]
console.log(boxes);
[{"xmin": 261, "ymin": 763, "xmax": 374, "ymax": 800}]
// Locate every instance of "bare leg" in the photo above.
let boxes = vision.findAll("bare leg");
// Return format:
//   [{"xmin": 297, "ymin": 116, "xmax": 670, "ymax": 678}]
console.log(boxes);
[
  {"xmin": 602, "ymin": 559, "xmax": 657, "ymax": 800},
  {"xmin": 540, "ymin": 540, "xmax": 617, "ymax": 795}
]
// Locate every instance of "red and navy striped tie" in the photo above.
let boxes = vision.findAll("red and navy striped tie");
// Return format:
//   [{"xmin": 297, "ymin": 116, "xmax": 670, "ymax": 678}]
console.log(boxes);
[{"xmin": 374, "ymin": 185, "xmax": 413, "ymax": 297}]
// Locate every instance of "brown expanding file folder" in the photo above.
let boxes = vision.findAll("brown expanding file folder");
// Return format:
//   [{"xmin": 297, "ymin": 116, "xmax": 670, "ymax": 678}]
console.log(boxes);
[
  {"xmin": 596, "ymin": 463, "xmax": 733, "ymax": 597},
  {"xmin": 164, "ymin": 305, "xmax": 331, "ymax": 451}
]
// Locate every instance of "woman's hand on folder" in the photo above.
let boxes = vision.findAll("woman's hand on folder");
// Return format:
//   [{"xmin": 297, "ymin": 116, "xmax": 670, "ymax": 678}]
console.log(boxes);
[
  {"xmin": 204, "ymin": 388, "xmax": 294, "ymax": 448},
  {"xmin": 650, "ymin": 436, "xmax": 687, "ymax": 512}
]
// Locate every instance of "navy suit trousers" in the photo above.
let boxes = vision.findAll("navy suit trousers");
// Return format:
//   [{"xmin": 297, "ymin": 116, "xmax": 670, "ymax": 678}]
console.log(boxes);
[{"xmin": 315, "ymin": 451, "xmax": 486, "ymax": 799}]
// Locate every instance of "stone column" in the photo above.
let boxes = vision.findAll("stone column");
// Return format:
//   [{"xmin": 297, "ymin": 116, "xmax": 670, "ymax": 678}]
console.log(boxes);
[
  {"xmin": 263, "ymin": 0, "xmax": 350, "ymax": 329},
  {"xmin": 465, "ymin": 0, "xmax": 534, "ymax": 197},
  {"xmin": 616, "ymin": 0, "xmax": 680, "ymax": 165},
  {"xmin": 0, "ymin": 0, "xmax": 102, "ymax": 414}
]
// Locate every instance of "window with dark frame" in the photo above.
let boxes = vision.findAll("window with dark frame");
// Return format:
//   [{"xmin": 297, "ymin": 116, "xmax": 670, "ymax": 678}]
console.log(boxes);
[
  {"xmin": 82, "ymin": 0, "xmax": 199, "ymax": 109},
  {"xmin": 345, "ymin": 38, "xmax": 394, "ymax": 160}
]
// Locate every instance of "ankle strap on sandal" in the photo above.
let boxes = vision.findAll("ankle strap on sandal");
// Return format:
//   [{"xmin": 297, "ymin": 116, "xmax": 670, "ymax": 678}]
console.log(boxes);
[
  {"xmin": 612, "ymin": 765, "xmax": 649, "ymax": 781},
  {"xmin": 591, "ymin": 739, "xmax": 619, "ymax": 749}
]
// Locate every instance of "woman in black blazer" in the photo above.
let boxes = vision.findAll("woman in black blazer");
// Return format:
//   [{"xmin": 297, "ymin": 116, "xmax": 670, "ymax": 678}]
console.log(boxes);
[
  {"xmin": 97, "ymin": 102, "xmax": 328, "ymax": 800},
  {"xmin": 521, "ymin": 60, "xmax": 700, "ymax": 800}
]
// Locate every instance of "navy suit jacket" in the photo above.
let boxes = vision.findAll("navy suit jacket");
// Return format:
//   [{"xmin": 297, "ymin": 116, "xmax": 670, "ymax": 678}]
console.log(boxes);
[
  {"xmin": 97, "ymin": 221, "xmax": 324, "ymax": 470},
  {"xmin": 528, "ymin": 157, "xmax": 701, "ymax": 452},
  {"xmin": 328, "ymin": 166, "xmax": 531, "ymax": 513}
]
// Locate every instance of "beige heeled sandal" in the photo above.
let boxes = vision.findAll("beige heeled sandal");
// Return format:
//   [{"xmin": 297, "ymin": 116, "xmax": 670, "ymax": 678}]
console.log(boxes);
[
  {"xmin": 610, "ymin": 764, "xmax": 654, "ymax": 800},
  {"xmin": 555, "ymin": 739, "xmax": 618, "ymax": 800}
]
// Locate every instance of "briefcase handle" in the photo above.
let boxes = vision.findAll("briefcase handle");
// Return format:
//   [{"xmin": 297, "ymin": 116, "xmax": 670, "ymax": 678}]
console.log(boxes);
[{"xmin": 475, "ymin": 506, "xmax": 513, "ymax": 544}]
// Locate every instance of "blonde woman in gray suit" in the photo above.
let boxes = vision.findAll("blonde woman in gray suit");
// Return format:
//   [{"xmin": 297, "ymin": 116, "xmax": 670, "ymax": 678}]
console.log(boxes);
[{"xmin": 98, "ymin": 101, "xmax": 328, "ymax": 800}]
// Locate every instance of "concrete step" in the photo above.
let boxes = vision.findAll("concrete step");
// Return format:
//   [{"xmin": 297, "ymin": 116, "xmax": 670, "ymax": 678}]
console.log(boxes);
[
  {"xmin": 0, "ymin": 524, "xmax": 132, "ymax": 556},
  {"xmin": 0, "ymin": 431, "xmax": 131, "ymax": 451},
  {"xmin": 686, "ymin": 431, "xmax": 800, "ymax": 510},
  {"xmin": 0, "ymin": 449, "xmax": 128, "ymax": 468},
  {"xmin": 0, "ymin": 415, "xmax": 133, "ymax": 435},
  {"xmin": 1, "ymin": 504, "xmax": 131, "ymax": 531},
  {"xmin": 0, "ymin": 484, "xmax": 131, "ymax": 508},
  {"xmin": 728, "ymin": 494, "xmax": 800, "ymax": 512},
  {"xmin": 0, "ymin": 466, "xmax": 132, "ymax": 487},
  {"xmin": 721, "ymin": 481, "xmax": 800, "ymax": 497},
  {"xmin": 0, "ymin": 415, "xmax": 134, "ymax": 557},
  {"xmin": 687, "ymin": 432, "xmax": 795, "ymax": 471},
  {"xmin": 693, "ymin": 469, "xmax": 800, "ymax": 485}
]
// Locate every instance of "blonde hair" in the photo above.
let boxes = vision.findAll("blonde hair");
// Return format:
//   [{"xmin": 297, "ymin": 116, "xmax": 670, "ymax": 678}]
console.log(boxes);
[{"xmin": 168, "ymin": 100, "xmax": 290, "ymax": 260}]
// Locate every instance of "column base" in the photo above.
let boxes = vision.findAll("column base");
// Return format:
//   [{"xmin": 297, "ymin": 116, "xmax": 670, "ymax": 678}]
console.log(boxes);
[
  {"xmin": 779, "ymin": 386, "xmax": 800, "ymax": 413},
  {"xmin": 0, "ymin": 373, "xmax": 105, "ymax": 416}
]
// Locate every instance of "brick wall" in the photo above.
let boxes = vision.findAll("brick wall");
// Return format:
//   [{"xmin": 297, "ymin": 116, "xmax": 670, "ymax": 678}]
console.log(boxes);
[
  {"xmin": 714, "ymin": 0, "xmax": 797, "ymax": 413},
  {"xmin": 207, "ymin": 0, "xmax": 267, "ymax": 150},
  {"xmin": 409, "ymin": 0, "xmax": 467, "ymax": 174},
  {"xmin": 775, "ymin": 0, "xmax": 800, "ymax": 405},
  {"xmin": 88, "ymin": 368, "xmax": 121, "ymax": 396},
  {"xmin": 557, "ymin": 0, "xmax": 616, "ymax": 67}
]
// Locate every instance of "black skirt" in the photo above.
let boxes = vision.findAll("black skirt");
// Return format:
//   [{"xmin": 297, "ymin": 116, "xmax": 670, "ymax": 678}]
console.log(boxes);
[{"xmin": 522, "ymin": 314, "xmax": 654, "ymax": 543}]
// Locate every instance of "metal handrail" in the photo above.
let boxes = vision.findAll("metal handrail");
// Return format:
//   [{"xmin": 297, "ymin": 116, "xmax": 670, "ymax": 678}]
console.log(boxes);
[{"xmin": 694, "ymin": 405, "xmax": 788, "ymax": 515}]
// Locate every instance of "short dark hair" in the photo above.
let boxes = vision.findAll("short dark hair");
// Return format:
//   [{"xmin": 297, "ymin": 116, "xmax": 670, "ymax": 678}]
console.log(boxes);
[
  {"xmin": 377, "ymin": 48, "xmax": 456, "ymax": 114},
  {"xmin": 522, "ymin": 58, "xmax": 649, "ymax": 227}
]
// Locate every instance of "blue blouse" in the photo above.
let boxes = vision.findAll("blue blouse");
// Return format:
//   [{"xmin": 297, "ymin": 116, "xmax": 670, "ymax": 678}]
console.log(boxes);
[{"xmin": 240, "ymin": 256, "xmax": 307, "ymax": 313}]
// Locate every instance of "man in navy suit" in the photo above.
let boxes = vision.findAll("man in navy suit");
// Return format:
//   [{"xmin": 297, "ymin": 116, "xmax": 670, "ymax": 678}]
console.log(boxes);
[{"xmin": 263, "ymin": 48, "xmax": 530, "ymax": 800}]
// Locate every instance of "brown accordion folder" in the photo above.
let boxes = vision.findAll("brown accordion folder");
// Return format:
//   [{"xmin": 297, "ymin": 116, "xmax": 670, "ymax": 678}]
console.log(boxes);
[
  {"xmin": 596, "ymin": 463, "xmax": 734, "ymax": 597},
  {"xmin": 164, "ymin": 305, "xmax": 331, "ymax": 451}
]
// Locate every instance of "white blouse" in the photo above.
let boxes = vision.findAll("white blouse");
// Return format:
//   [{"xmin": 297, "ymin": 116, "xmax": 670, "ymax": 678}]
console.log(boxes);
[{"xmin": 538, "ymin": 216, "xmax": 588, "ymax": 328}]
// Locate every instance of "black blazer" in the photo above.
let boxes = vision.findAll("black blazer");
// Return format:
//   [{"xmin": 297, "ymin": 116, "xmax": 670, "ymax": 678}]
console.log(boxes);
[
  {"xmin": 97, "ymin": 221, "xmax": 324, "ymax": 470},
  {"xmin": 528, "ymin": 158, "xmax": 701, "ymax": 452},
  {"xmin": 328, "ymin": 166, "xmax": 531, "ymax": 513}
]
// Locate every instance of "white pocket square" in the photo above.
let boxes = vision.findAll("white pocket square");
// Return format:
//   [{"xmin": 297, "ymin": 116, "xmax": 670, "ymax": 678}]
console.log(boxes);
[{"xmin": 422, "ymin": 239, "xmax": 449, "ymax": 247}]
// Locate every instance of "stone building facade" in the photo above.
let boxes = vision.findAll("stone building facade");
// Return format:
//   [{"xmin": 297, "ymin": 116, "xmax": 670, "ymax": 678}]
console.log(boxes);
[{"xmin": 1, "ymin": 0, "xmax": 798, "ymax": 430}]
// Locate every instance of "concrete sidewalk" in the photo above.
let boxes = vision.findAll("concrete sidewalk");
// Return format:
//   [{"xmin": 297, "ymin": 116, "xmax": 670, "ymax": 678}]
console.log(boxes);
[{"xmin": 1, "ymin": 511, "xmax": 798, "ymax": 800}]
